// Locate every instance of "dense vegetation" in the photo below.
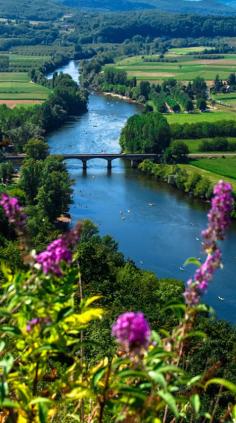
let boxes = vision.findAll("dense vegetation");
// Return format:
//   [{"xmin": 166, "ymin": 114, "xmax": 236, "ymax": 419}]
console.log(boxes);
[{"xmin": 0, "ymin": 181, "xmax": 235, "ymax": 421}]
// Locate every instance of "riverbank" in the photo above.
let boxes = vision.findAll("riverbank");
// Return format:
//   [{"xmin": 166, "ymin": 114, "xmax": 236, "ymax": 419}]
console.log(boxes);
[
  {"xmin": 139, "ymin": 160, "xmax": 236, "ymax": 217},
  {"xmin": 103, "ymin": 91, "xmax": 142, "ymax": 105}
]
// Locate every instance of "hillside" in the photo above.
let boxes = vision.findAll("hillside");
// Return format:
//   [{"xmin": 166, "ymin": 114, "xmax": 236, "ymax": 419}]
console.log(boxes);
[
  {"xmin": 61, "ymin": 0, "xmax": 236, "ymax": 14},
  {"xmin": 0, "ymin": 0, "xmax": 66, "ymax": 20}
]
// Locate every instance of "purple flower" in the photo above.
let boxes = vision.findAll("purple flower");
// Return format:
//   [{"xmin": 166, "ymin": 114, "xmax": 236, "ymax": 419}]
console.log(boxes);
[
  {"xmin": 0, "ymin": 194, "xmax": 26, "ymax": 228},
  {"xmin": 26, "ymin": 317, "xmax": 51, "ymax": 332},
  {"xmin": 184, "ymin": 181, "xmax": 233, "ymax": 306},
  {"xmin": 36, "ymin": 237, "xmax": 72, "ymax": 275},
  {"xmin": 112, "ymin": 312, "xmax": 151, "ymax": 352},
  {"xmin": 36, "ymin": 224, "xmax": 81, "ymax": 275}
]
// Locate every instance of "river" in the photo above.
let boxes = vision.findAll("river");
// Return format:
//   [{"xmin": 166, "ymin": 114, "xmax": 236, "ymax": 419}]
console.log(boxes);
[{"xmin": 48, "ymin": 61, "xmax": 236, "ymax": 323}]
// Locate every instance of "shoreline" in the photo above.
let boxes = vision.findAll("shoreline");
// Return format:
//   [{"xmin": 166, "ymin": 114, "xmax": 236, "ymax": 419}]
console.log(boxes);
[{"xmin": 102, "ymin": 91, "xmax": 142, "ymax": 106}]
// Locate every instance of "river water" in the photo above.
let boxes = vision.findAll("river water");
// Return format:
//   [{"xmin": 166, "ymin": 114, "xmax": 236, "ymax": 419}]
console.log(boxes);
[{"xmin": 48, "ymin": 61, "xmax": 236, "ymax": 323}]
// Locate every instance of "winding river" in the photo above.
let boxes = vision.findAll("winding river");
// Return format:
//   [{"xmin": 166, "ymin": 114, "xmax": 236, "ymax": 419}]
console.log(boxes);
[{"xmin": 48, "ymin": 61, "xmax": 236, "ymax": 323}]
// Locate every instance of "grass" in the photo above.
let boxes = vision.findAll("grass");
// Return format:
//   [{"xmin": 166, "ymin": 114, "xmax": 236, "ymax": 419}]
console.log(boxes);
[
  {"xmin": 166, "ymin": 110, "xmax": 236, "ymax": 124},
  {"xmin": 190, "ymin": 157, "xmax": 236, "ymax": 181},
  {"xmin": 112, "ymin": 51, "xmax": 236, "ymax": 81},
  {"xmin": 166, "ymin": 46, "xmax": 211, "ymax": 56},
  {"xmin": 180, "ymin": 163, "xmax": 236, "ymax": 193},
  {"xmin": 0, "ymin": 72, "xmax": 29, "ymax": 82},
  {"xmin": 173, "ymin": 137, "xmax": 236, "ymax": 153},
  {"xmin": 9, "ymin": 54, "xmax": 50, "ymax": 68},
  {"xmin": 0, "ymin": 72, "xmax": 50, "ymax": 103}
]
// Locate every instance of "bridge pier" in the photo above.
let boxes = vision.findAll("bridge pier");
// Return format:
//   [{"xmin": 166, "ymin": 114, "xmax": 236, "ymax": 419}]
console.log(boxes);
[
  {"xmin": 107, "ymin": 159, "xmax": 112, "ymax": 170},
  {"xmin": 131, "ymin": 159, "xmax": 139, "ymax": 169},
  {"xmin": 82, "ymin": 159, "xmax": 87, "ymax": 171}
]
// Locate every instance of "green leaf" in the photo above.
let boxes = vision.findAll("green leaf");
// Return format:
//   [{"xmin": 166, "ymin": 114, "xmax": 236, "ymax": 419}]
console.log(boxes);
[
  {"xmin": 158, "ymin": 391, "xmax": 179, "ymax": 417},
  {"xmin": 190, "ymin": 394, "xmax": 200, "ymax": 415},
  {"xmin": 149, "ymin": 371, "xmax": 167, "ymax": 389},
  {"xmin": 84, "ymin": 296, "xmax": 102, "ymax": 308},
  {"xmin": 38, "ymin": 402, "xmax": 48, "ymax": 423},
  {"xmin": 0, "ymin": 354, "xmax": 14, "ymax": 374},
  {"xmin": 0, "ymin": 341, "xmax": 5, "ymax": 352},
  {"xmin": 0, "ymin": 326, "xmax": 21, "ymax": 336},
  {"xmin": 187, "ymin": 375, "xmax": 201, "ymax": 387},
  {"xmin": 205, "ymin": 378, "xmax": 236, "ymax": 393},
  {"xmin": 56, "ymin": 306, "xmax": 72, "ymax": 322},
  {"xmin": 184, "ymin": 257, "xmax": 201, "ymax": 267},
  {"xmin": 0, "ymin": 399, "xmax": 20, "ymax": 409},
  {"xmin": 232, "ymin": 404, "xmax": 236, "ymax": 419}
]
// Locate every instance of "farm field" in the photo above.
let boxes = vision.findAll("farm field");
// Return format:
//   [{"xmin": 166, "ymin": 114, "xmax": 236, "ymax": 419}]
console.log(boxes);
[
  {"xmin": 212, "ymin": 92, "xmax": 236, "ymax": 107},
  {"xmin": 113, "ymin": 50, "xmax": 236, "ymax": 81},
  {"xmin": 173, "ymin": 137, "xmax": 236, "ymax": 153},
  {"xmin": 190, "ymin": 157, "xmax": 236, "ymax": 180},
  {"xmin": 9, "ymin": 54, "xmax": 50, "ymax": 69},
  {"xmin": 0, "ymin": 72, "xmax": 50, "ymax": 105}
]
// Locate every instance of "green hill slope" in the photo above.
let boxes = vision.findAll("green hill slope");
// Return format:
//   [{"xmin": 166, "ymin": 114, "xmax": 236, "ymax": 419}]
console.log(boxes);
[{"xmin": 0, "ymin": 0, "xmax": 66, "ymax": 20}]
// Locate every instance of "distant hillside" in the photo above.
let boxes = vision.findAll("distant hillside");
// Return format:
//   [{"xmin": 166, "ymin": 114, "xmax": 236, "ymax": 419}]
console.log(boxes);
[
  {"xmin": 61, "ymin": 0, "xmax": 154, "ymax": 10},
  {"xmin": 61, "ymin": 0, "xmax": 236, "ymax": 14},
  {"xmin": 0, "ymin": 0, "xmax": 66, "ymax": 20}
]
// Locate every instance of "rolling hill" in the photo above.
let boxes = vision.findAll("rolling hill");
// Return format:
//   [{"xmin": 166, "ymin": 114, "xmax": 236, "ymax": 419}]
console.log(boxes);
[{"xmin": 61, "ymin": 0, "xmax": 236, "ymax": 14}]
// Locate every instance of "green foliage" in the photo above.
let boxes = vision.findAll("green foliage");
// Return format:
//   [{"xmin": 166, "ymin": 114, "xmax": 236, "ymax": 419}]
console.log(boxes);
[
  {"xmin": 139, "ymin": 160, "xmax": 214, "ymax": 200},
  {"xmin": 120, "ymin": 112, "xmax": 171, "ymax": 153},
  {"xmin": 24, "ymin": 139, "xmax": 49, "ymax": 161}
]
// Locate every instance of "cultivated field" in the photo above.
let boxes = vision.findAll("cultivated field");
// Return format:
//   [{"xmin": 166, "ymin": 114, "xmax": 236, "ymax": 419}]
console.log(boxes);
[
  {"xmin": 114, "ymin": 49, "xmax": 236, "ymax": 82},
  {"xmin": 212, "ymin": 92, "xmax": 236, "ymax": 108},
  {"xmin": 0, "ymin": 72, "xmax": 50, "ymax": 106},
  {"xmin": 9, "ymin": 53, "xmax": 50, "ymax": 69}
]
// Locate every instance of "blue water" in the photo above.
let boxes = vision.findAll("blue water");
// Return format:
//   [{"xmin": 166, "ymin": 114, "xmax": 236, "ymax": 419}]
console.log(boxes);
[{"xmin": 48, "ymin": 61, "xmax": 236, "ymax": 323}]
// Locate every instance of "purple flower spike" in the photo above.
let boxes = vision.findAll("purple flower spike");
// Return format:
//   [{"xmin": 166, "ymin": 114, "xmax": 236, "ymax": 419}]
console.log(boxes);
[
  {"xmin": 184, "ymin": 181, "xmax": 233, "ymax": 307},
  {"xmin": 112, "ymin": 312, "xmax": 151, "ymax": 353},
  {"xmin": 36, "ymin": 238, "xmax": 72, "ymax": 275},
  {"xmin": 36, "ymin": 223, "xmax": 81, "ymax": 276},
  {"xmin": 0, "ymin": 194, "xmax": 26, "ymax": 228}
]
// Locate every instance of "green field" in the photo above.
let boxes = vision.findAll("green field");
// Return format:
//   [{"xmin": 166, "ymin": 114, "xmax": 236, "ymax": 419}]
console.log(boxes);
[
  {"xmin": 0, "ymin": 72, "xmax": 29, "ymax": 82},
  {"xmin": 166, "ymin": 46, "xmax": 211, "ymax": 56},
  {"xmin": 173, "ymin": 137, "xmax": 236, "ymax": 153},
  {"xmin": 190, "ymin": 157, "xmax": 236, "ymax": 180},
  {"xmin": 0, "ymin": 72, "xmax": 50, "ymax": 104},
  {"xmin": 166, "ymin": 110, "xmax": 236, "ymax": 124},
  {"xmin": 9, "ymin": 54, "xmax": 50, "ymax": 68},
  {"xmin": 113, "ymin": 50, "xmax": 236, "ymax": 81},
  {"xmin": 212, "ymin": 92, "xmax": 236, "ymax": 107},
  {"xmin": 180, "ymin": 163, "xmax": 236, "ymax": 193}
]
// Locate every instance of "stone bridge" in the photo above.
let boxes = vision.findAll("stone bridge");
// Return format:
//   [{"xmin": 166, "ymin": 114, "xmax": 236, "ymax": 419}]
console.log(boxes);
[{"xmin": 4, "ymin": 153, "xmax": 160, "ymax": 170}]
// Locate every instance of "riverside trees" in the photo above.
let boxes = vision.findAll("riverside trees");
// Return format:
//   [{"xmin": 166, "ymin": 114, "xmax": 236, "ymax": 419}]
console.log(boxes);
[{"xmin": 120, "ymin": 112, "xmax": 171, "ymax": 153}]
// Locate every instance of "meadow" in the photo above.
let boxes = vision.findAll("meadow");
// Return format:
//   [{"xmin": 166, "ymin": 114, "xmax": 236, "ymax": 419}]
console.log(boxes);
[
  {"xmin": 212, "ymin": 92, "xmax": 236, "ymax": 108},
  {"xmin": 114, "ymin": 49, "xmax": 236, "ymax": 81},
  {"xmin": 166, "ymin": 110, "xmax": 236, "ymax": 124},
  {"xmin": 173, "ymin": 137, "xmax": 236, "ymax": 153},
  {"xmin": 190, "ymin": 157, "xmax": 236, "ymax": 181},
  {"xmin": 0, "ymin": 72, "xmax": 50, "ymax": 105}
]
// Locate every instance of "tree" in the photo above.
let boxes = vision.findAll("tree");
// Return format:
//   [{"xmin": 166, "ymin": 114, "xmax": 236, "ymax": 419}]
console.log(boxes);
[
  {"xmin": 24, "ymin": 139, "xmax": 49, "ymax": 161},
  {"xmin": 120, "ymin": 112, "xmax": 171, "ymax": 154},
  {"xmin": 36, "ymin": 170, "xmax": 72, "ymax": 222},
  {"xmin": 164, "ymin": 141, "xmax": 189, "ymax": 164},
  {"xmin": 19, "ymin": 159, "xmax": 43, "ymax": 204},
  {"xmin": 0, "ymin": 161, "xmax": 14, "ymax": 184},
  {"xmin": 197, "ymin": 97, "xmax": 207, "ymax": 112}
]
